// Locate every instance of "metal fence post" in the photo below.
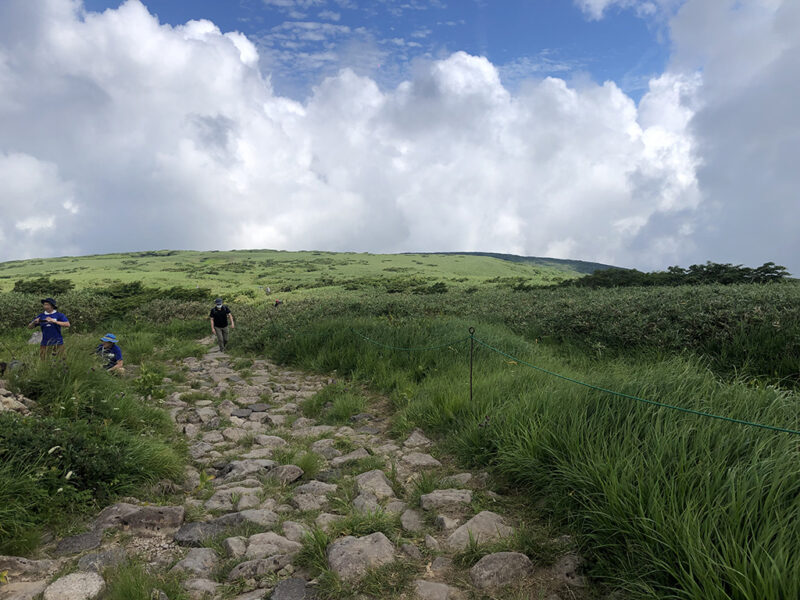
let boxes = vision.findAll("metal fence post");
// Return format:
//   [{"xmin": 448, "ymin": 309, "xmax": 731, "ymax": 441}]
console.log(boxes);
[{"xmin": 469, "ymin": 327, "xmax": 475, "ymax": 403}]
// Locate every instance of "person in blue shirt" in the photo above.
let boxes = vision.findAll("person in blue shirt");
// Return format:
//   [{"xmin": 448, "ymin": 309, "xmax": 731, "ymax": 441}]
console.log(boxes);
[
  {"xmin": 95, "ymin": 333, "xmax": 124, "ymax": 373},
  {"xmin": 27, "ymin": 297, "xmax": 70, "ymax": 358}
]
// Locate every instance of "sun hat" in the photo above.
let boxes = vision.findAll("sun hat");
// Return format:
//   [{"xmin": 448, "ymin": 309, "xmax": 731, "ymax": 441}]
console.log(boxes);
[
  {"xmin": 100, "ymin": 333, "xmax": 118, "ymax": 343},
  {"xmin": 41, "ymin": 297, "xmax": 57, "ymax": 309},
  {"xmin": 215, "ymin": 298, "xmax": 223, "ymax": 305}
]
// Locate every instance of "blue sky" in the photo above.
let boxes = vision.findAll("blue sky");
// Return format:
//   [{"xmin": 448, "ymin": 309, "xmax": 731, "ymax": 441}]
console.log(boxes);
[{"xmin": 83, "ymin": 0, "xmax": 670, "ymax": 100}]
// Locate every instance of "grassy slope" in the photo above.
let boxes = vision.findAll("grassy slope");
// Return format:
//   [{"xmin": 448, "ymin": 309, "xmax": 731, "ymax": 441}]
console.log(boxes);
[{"xmin": 0, "ymin": 249, "xmax": 578, "ymax": 295}]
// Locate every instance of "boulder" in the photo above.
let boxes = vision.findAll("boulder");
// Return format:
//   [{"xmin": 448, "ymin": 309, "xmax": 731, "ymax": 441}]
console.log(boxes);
[
  {"xmin": 54, "ymin": 532, "xmax": 102, "ymax": 556},
  {"xmin": 326, "ymin": 532, "xmax": 395, "ymax": 581},
  {"xmin": 401, "ymin": 508, "xmax": 425, "ymax": 533},
  {"xmin": 270, "ymin": 577, "xmax": 315, "ymax": 600},
  {"xmin": 272, "ymin": 464, "xmax": 304, "ymax": 484},
  {"xmin": 310, "ymin": 438, "xmax": 341, "ymax": 459},
  {"xmin": 403, "ymin": 430, "xmax": 432, "ymax": 448},
  {"xmin": 330, "ymin": 448, "xmax": 370, "ymax": 467},
  {"xmin": 77, "ymin": 547, "xmax": 127, "ymax": 572},
  {"xmin": 93, "ymin": 503, "xmax": 184, "ymax": 535},
  {"xmin": 223, "ymin": 536, "xmax": 248, "ymax": 558},
  {"xmin": 469, "ymin": 552, "xmax": 532, "ymax": 590},
  {"xmin": 0, "ymin": 581, "xmax": 48, "ymax": 600},
  {"xmin": 352, "ymin": 492, "xmax": 380, "ymax": 514},
  {"xmin": 413, "ymin": 580, "xmax": 463, "ymax": 600},
  {"xmin": 238, "ymin": 509, "xmax": 279, "ymax": 528},
  {"xmin": 282, "ymin": 521, "xmax": 310, "ymax": 543}
]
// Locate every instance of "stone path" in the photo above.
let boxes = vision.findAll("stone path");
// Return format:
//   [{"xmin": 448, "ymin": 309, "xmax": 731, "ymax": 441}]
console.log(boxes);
[{"xmin": 0, "ymin": 344, "xmax": 591, "ymax": 600}]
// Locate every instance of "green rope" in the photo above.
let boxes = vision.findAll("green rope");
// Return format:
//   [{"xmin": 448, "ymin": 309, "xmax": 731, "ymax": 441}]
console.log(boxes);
[
  {"xmin": 472, "ymin": 336, "xmax": 800, "ymax": 436},
  {"xmin": 350, "ymin": 328, "xmax": 470, "ymax": 352}
]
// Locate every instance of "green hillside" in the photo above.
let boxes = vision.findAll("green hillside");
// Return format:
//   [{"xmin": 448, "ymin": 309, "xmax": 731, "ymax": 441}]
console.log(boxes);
[{"xmin": 0, "ymin": 249, "xmax": 580, "ymax": 296}]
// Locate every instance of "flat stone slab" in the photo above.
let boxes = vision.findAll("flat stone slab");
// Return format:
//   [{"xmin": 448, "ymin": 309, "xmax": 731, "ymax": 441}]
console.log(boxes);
[
  {"xmin": 330, "ymin": 448, "xmax": 370, "ymax": 467},
  {"xmin": 271, "ymin": 577, "xmax": 315, "ymax": 600},
  {"xmin": 420, "ymin": 489, "xmax": 472, "ymax": 511},
  {"xmin": 43, "ymin": 572, "xmax": 105, "ymax": 600},
  {"xmin": 227, "ymin": 556, "xmax": 291, "ymax": 581},
  {"xmin": 174, "ymin": 513, "xmax": 246, "ymax": 546},
  {"xmin": 245, "ymin": 532, "xmax": 302, "ymax": 559},
  {"xmin": 355, "ymin": 470, "xmax": 395, "ymax": 500},
  {"xmin": 327, "ymin": 532, "xmax": 395, "ymax": 581},
  {"xmin": 401, "ymin": 452, "xmax": 442, "ymax": 469},
  {"xmin": 0, "ymin": 581, "xmax": 48, "ymax": 600},
  {"xmin": 92, "ymin": 503, "xmax": 185, "ymax": 535},
  {"xmin": 254, "ymin": 435, "xmax": 287, "ymax": 447},
  {"xmin": 404, "ymin": 430, "xmax": 433, "ymax": 448},
  {"xmin": 446, "ymin": 511, "xmax": 514, "ymax": 550},
  {"xmin": 272, "ymin": 464, "xmax": 304, "ymax": 484},
  {"xmin": 77, "ymin": 547, "xmax": 127, "ymax": 572},
  {"xmin": 54, "ymin": 531, "xmax": 102, "ymax": 556},
  {"xmin": 294, "ymin": 481, "xmax": 337, "ymax": 495},
  {"xmin": 470, "ymin": 552, "xmax": 532, "ymax": 590},
  {"xmin": 170, "ymin": 548, "xmax": 219, "ymax": 576},
  {"xmin": 0, "ymin": 556, "xmax": 58, "ymax": 580}
]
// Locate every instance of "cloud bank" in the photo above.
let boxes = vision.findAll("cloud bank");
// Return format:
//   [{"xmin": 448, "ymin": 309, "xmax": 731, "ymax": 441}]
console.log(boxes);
[{"xmin": 0, "ymin": 0, "xmax": 796, "ymax": 273}]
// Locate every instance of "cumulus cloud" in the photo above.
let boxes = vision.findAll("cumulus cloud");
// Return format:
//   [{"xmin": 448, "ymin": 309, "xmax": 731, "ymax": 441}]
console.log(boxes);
[
  {"xmin": 0, "ymin": 0, "xmax": 720, "ymax": 270},
  {"xmin": 575, "ymin": 0, "xmax": 683, "ymax": 20}
]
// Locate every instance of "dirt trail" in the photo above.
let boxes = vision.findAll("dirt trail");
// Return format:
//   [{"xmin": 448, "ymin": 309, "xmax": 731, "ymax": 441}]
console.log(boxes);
[{"xmin": 0, "ymin": 342, "xmax": 590, "ymax": 600}]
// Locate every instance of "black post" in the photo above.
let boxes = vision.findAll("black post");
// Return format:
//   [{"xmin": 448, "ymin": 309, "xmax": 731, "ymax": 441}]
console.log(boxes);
[{"xmin": 469, "ymin": 327, "xmax": 475, "ymax": 403}]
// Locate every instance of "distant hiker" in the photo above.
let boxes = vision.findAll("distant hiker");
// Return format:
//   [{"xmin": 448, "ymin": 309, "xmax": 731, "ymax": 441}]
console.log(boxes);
[
  {"xmin": 95, "ymin": 333, "xmax": 124, "ymax": 373},
  {"xmin": 27, "ymin": 298, "xmax": 70, "ymax": 358},
  {"xmin": 210, "ymin": 298, "xmax": 234, "ymax": 352}
]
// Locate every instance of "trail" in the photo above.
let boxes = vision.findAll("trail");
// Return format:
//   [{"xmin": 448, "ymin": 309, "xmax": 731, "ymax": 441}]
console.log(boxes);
[{"xmin": 0, "ymin": 341, "xmax": 590, "ymax": 600}]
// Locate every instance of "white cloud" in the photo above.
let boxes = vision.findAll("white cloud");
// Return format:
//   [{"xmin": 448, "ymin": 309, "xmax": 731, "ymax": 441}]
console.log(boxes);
[
  {"xmin": 575, "ymin": 0, "xmax": 682, "ymax": 20},
  {"xmin": 4, "ymin": 0, "xmax": 776, "ymax": 273}
]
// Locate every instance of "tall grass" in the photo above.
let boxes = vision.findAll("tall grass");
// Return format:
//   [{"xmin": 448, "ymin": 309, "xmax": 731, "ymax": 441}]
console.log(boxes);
[{"xmin": 237, "ymin": 313, "xmax": 800, "ymax": 600}]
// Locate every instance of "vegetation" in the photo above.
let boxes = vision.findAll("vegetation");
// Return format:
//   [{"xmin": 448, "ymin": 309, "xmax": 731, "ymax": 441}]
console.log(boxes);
[
  {"xmin": 0, "ymin": 249, "xmax": 798, "ymax": 600},
  {"xmin": 569, "ymin": 261, "xmax": 792, "ymax": 288}
]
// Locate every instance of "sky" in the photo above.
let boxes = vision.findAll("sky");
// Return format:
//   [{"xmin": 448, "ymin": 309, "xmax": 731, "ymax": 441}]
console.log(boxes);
[{"xmin": 0, "ymin": 0, "xmax": 798, "ymax": 273}]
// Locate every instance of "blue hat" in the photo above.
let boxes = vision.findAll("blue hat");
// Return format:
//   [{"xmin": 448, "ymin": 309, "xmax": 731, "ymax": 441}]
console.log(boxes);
[
  {"xmin": 100, "ymin": 333, "xmax": 118, "ymax": 343},
  {"xmin": 41, "ymin": 297, "xmax": 57, "ymax": 309},
  {"xmin": 215, "ymin": 298, "xmax": 223, "ymax": 305}
]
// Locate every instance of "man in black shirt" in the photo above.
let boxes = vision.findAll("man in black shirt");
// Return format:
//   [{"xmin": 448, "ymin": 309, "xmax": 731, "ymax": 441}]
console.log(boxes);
[{"xmin": 210, "ymin": 298, "xmax": 235, "ymax": 352}]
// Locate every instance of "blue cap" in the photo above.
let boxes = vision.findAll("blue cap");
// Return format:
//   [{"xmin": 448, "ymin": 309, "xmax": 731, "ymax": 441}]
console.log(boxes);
[
  {"xmin": 41, "ymin": 297, "xmax": 57, "ymax": 309},
  {"xmin": 100, "ymin": 333, "xmax": 118, "ymax": 343},
  {"xmin": 215, "ymin": 298, "xmax": 223, "ymax": 305}
]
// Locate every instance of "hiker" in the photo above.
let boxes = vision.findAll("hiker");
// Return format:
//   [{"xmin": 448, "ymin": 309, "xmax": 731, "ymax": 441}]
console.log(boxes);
[
  {"xmin": 210, "ymin": 298, "xmax": 234, "ymax": 352},
  {"xmin": 95, "ymin": 333, "xmax": 124, "ymax": 373},
  {"xmin": 27, "ymin": 297, "xmax": 70, "ymax": 358}
]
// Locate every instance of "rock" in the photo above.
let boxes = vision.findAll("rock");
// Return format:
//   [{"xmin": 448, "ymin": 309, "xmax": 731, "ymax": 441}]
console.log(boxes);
[
  {"xmin": 231, "ymin": 591, "xmax": 266, "ymax": 600},
  {"xmin": 547, "ymin": 553, "xmax": 587, "ymax": 587},
  {"xmin": 183, "ymin": 578, "xmax": 219, "ymax": 599},
  {"xmin": 77, "ymin": 547, "xmax": 127, "ymax": 572},
  {"xmin": 231, "ymin": 408, "xmax": 252, "ymax": 418},
  {"xmin": 237, "ymin": 493, "xmax": 261, "ymax": 510},
  {"xmin": 444, "ymin": 473, "xmax": 472, "ymax": 486},
  {"xmin": 404, "ymin": 430, "xmax": 432, "ymax": 448},
  {"xmin": 430, "ymin": 557, "xmax": 453, "ymax": 573},
  {"xmin": 435, "ymin": 515, "xmax": 460, "ymax": 530},
  {"xmin": 170, "ymin": 548, "xmax": 220, "ymax": 576},
  {"xmin": 241, "ymin": 447, "xmax": 274, "ymax": 459},
  {"xmin": 0, "ymin": 556, "xmax": 58, "ymax": 580},
  {"xmin": 310, "ymin": 439, "xmax": 342, "ymax": 459},
  {"xmin": 400, "ymin": 543, "xmax": 422, "ymax": 560},
  {"xmin": 291, "ymin": 493, "xmax": 326, "ymax": 511},
  {"xmin": 174, "ymin": 513, "xmax": 246, "ymax": 546},
  {"xmin": 292, "ymin": 417, "xmax": 316, "ymax": 429},
  {"xmin": 413, "ymin": 580, "xmax": 463, "ymax": 600},
  {"xmin": 246, "ymin": 532, "xmax": 302, "ymax": 559},
  {"xmin": 270, "ymin": 578, "xmax": 314, "ymax": 600},
  {"xmin": 315, "ymin": 513, "xmax": 343, "ymax": 532},
  {"xmin": 385, "ymin": 500, "xmax": 407, "ymax": 515},
  {"xmin": 272, "ymin": 464, "xmax": 304, "ymax": 484},
  {"xmin": 445, "ymin": 511, "xmax": 513, "ymax": 550},
  {"xmin": 227, "ymin": 556, "xmax": 291, "ymax": 581},
  {"xmin": 54, "ymin": 531, "xmax": 102, "ymax": 556},
  {"xmin": 355, "ymin": 470, "xmax": 395, "ymax": 500},
  {"xmin": 373, "ymin": 443, "xmax": 400, "ymax": 455},
  {"xmin": 239, "ymin": 509, "xmax": 280, "ymax": 528},
  {"xmin": 420, "ymin": 489, "xmax": 472, "ymax": 511},
  {"xmin": 0, "ymin": 581, "xmax": 48, "ymax": 600},
  {"xmin": 222, "ymin": 427, "xmax": 250, "ymax": 442},
  {"xmin": 424, "ymin": 535, "xmax": 440, "ymax": 551},
  {"xmin": 249, "ymin": 403, "xmax": 270, "ymax": 412},
  {"xmin": 221, "ymin": 459, "xmax": 277, "ymax": 481},
  {"xmin": 400, "ymin": 509, "xmax": 425, "ymax": 533},
  {"xmin": 470, "ymin": 552, "xmax": 532, "ymax": 590},
  {"xmin": 223, "ymin": 536, "xmax": 248, "ymax": 558},
  {"xmin": 93, "ymin": 503, "xmax": 185, "ymax": 535},
  {"xmin": 401, "ymin": 453, "xmax": 442, "ymax": 469},
  {"xmin": 352, "ymin": 492, "xmax": 380, "ymax": 514},
  {"xmin": 282, "ymin": 521, "xmax": 310, "ymax": 543},
  {"xmin": 265, "ymin": 414, "xmax": 286, "ymax": 427},
  {"xmin": 294, "ymin": 481, "xmax": 337, "ymax": 495},
  {"xmin": 196, "ymin": 407, "xmax": 217, "ymax": 423},
  {"xmin": 43, "ymin": 572, "xmax": 105, "ymax": 600},
  {"xmin": 326, "ymin": 532, "xmax": 396, "ymax": 582},
  {"xmin": 202, "ymin": 431, "xmax": 225, "ymax": 443},
  {"xmin": 330, "ymin": 448, "xmax": 369, "ymax": 467}
]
